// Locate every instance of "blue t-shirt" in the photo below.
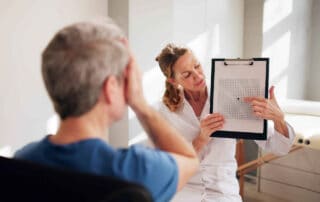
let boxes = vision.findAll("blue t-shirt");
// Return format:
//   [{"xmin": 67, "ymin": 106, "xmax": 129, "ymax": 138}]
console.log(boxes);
[{"xmin": 14, "ymin": 136, "xmax": 178, "ymax": 202}]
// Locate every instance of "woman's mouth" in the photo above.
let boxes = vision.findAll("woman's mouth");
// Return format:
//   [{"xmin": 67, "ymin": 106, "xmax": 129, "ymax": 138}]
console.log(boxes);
[{"xmin": 195, "ymin": 79, "xmax": 204, "ymax": 86}]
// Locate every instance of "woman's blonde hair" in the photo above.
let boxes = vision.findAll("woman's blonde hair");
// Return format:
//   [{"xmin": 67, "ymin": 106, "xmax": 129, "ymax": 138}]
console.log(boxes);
[{"xmin": 155, "ymin": 43, "xmax": 188, "ymax": 112}]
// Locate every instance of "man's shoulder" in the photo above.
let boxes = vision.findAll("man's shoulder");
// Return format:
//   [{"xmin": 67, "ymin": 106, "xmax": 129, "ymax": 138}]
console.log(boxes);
[
  {"xmin": 14, "ymin": 137, "xmax": 46, "ymax": 160},
  {"xmin": 14, "ymin": 137, "xmax": 110, "ymax": 159}
]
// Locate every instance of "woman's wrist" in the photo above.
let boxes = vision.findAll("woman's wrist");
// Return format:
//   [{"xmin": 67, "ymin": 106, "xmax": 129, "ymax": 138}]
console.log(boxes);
[
  {"xmin": 272, "ymin": 110, "xmax": 284, "ymax": 127},
  {"xmin": 273, "ymin": 114, "xmax": 289, "ymax": 138}
]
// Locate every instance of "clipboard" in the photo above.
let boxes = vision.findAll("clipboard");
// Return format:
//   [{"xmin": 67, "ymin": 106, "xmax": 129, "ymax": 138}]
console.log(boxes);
[{"xmin": 210, "ymin": 58, "xmax": 269, "ymax": 140}]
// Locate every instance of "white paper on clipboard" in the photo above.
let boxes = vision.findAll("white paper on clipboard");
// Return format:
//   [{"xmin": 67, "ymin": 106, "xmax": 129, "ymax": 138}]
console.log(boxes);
[{"xmin": 213, "ymin": 59, "xmax": 267, "ymax": 134}]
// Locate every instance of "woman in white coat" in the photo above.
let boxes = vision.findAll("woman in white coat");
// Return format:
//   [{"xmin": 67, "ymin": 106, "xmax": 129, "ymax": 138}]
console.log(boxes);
[{"xmin": 155, "ymin": 43, "xmax": 296, "ymax": 202}]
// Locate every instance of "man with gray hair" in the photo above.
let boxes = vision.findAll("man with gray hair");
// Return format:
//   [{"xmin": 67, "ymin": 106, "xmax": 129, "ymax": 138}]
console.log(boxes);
[{"xmin": 14, "ymin": 19, "xmax": 199, "ymax": 202}]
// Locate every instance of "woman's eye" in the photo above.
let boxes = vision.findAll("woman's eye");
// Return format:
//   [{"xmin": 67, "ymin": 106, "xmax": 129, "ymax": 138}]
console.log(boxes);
[
  {"xmin": 182, "ymin": 73, "xmax": 191, "ymax": 78},
  {"xmin": 195, "ymin": 64, "xmax": 200, "ymax": 69}
]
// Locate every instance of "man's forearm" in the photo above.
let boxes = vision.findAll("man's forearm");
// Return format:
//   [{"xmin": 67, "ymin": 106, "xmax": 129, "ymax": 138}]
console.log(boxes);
[
  {"xmin": 192, "ymin": 134, "xmax": 207, "ymax": 154},
  {"xmin": 134, "ymin": 104, "xmax": 196, "ymax": 158}
]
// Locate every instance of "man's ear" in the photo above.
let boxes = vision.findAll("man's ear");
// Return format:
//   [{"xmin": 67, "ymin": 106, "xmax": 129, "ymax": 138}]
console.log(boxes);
[{"xmin": 102, "ymin": 76, "xmax": 118, "ymax": 104}]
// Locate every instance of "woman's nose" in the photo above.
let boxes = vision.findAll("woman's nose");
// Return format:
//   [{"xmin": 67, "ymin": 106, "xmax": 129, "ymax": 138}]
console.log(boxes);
[{"xmin": 193, "ymin": 70, "xmax": 203, "ymax": 79}]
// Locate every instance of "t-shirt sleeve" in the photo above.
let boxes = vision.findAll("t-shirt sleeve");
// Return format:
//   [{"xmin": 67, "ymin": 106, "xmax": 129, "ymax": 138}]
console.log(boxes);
[
  {"xmin": 14, "ymin": 142, "xmax": 39, "ymax": 160},
  {"xmin": 111, "ymin": 145, "xmax": 178, "ymax": 202}
]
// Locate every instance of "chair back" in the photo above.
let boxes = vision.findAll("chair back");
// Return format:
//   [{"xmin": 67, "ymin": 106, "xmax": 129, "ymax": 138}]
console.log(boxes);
[{"xmin": 0, "ymin": 156, "xmax": 153, "ymax": 202}]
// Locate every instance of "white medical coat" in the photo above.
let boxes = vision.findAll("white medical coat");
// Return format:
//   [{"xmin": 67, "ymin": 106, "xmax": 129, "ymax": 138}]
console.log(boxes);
[{"xmin": 157, "ymin": 91, "xmax": 296, "ymax": 202}]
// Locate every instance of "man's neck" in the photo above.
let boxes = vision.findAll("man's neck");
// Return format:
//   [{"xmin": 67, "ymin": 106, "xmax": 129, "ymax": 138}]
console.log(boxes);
[{"xmin": 50, "ymin": 114, "xmax": 109, "ymax": 145}]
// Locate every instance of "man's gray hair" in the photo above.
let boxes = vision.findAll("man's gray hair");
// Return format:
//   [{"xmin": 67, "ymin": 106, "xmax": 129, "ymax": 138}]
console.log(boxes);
[{"xmin": 42, "ymin": 19, "xmax": 129, "ymax": 119}]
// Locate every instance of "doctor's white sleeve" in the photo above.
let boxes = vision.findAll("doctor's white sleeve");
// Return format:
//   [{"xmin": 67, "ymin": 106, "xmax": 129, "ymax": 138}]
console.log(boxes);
[{"xmin": 254, "ymin": 122, "xmax": 296, "ymax": 156}]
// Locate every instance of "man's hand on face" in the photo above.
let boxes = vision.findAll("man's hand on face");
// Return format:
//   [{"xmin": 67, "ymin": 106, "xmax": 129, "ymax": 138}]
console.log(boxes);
[{"xmin": 120, "ymin": 38, "xmax": 147, "ymax": 112}]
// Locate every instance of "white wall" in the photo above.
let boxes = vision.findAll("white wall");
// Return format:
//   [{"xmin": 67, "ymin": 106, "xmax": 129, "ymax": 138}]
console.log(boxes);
[
  {"xmin": 262, "ymin": 0, "xmax": 313, "ymax": 100},
  {"xmin": 307, "ymin": 0, "xmax": 320, "ymax": 101},
  {"xmin": 128, "ymin": 0, "xmax": 244, "ymax": 144},
  {"xmin": 0, "ymin": 0, "xmax": 108, "ymax": 152},
  {"xmin": 243, "ymin": 0, "xmax": 263, "ymax": 58}
]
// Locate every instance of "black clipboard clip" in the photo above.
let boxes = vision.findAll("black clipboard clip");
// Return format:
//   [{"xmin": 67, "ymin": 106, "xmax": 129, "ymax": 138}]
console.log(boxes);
[{"xmin": 224, "ymin": 58, "xmax": 254, "ymax": 66}]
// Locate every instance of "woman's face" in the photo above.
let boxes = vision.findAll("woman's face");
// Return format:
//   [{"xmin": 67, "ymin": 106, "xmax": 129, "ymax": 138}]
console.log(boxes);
[{"xmin": 172, "ymin": 51, "xmax": 206, "ymax": 92}]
